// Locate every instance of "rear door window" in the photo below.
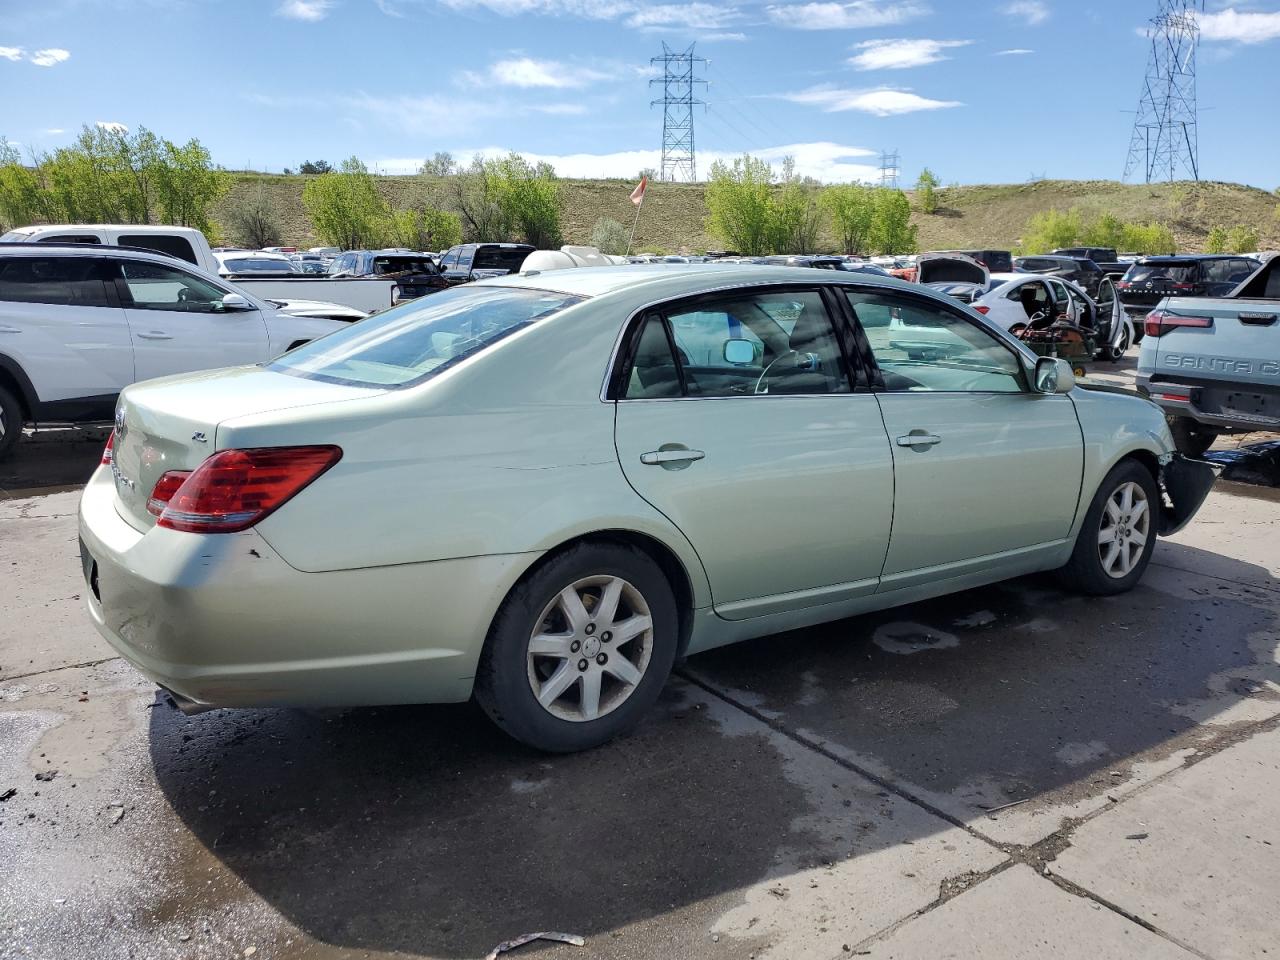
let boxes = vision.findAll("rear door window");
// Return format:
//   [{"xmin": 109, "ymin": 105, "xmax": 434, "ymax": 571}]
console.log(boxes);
[
  {"xmin": 0, "ymin": 256, "xmax": 117, "ymax": 307},
  {"xmin": 37, "ymin": 234, "xmax": 103, "ymax": 245},
  {"xmin": 117, "ymin": 234, "xmax": 198, "ymax": 265},
  {"xmin": 473, "ymin": 247, "xmax": 529, "ymax": 272}
]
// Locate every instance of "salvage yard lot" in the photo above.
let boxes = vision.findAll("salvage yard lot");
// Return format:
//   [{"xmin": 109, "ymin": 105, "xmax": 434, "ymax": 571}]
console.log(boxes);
[{"xmin": 3, "ymin": 417, "xmax": 1280, "ymax": 959}]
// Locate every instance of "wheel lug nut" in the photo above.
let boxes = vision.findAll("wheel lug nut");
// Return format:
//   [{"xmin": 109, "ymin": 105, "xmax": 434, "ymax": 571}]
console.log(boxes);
[
  {"xmin": 596, "ymin": 653, "xmax": 608, "ymax": 665},
  {"xmin": 585, "ymin": 623, "xmax": 596, "ymax": 636},
  {"xmin": 601, "ymin": 631, "xmax": 612, "ymax": 642},
  {"xmin": 570, "ymin": 640, "xmax": 581, "ymax": 653},
  {"xmin": 577, "ymin": 659, "xmax": 588, "ymax": 672}
]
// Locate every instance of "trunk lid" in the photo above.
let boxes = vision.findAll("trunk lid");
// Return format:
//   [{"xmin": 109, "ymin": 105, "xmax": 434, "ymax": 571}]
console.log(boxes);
[
  {"xmin": 916, "ymin": 253, "xmax": 989, "ymax": 286},
  {"xmin": 110, "ymin": 366, "xmax": 377, "ymax": 530}
]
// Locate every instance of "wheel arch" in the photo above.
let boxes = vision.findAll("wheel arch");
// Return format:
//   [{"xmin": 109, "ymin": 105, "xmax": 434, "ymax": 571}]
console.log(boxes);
[{"xmin": 506, "ymin": 528, "xmax": 701, "ymax": 658}]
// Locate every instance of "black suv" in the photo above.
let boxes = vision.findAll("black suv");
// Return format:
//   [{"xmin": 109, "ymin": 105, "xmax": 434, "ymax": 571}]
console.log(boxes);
[
  {"xmin": 1117, "ymin": 254, "xmax": 1259, "ymax": 319},
  {"xmin": 1050, "ymin": 247, "xmax": 1129, "ymax": 278},
  {"xmin": 438, "ymin": 243, "xmax": 535, "ymax": 285},
  {"xmin": 1014, "ymin": 255, "xmax": 1107, "ymax": 297},
  {"xmin": 328, "ymin": 250, "xmax": 448, "ymax": 301}
]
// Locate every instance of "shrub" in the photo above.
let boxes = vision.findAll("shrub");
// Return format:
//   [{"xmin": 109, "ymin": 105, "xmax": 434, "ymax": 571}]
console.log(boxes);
[
  {"xmin": 590, "ymin": 217, "xmax": 631, "ymax": 255},
  {"xmin": 224, "ymin": 183, "xmax": 282, "ymax": 249}
]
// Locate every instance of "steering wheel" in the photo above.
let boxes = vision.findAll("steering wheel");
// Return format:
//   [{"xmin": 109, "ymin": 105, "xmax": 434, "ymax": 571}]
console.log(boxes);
[{"xmin": 754, "ymin": 350, "xmax": 798, "ymax": 395}]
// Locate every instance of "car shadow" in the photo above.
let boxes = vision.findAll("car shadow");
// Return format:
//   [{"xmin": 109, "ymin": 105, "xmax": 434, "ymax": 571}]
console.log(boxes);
[
  {"xmin": 0, "ymin": 432, "xmax": 106, "ymax": 498},
  {"xmin": 148, "ymin": 544, "xmax": 1279, "ymax": 957}
]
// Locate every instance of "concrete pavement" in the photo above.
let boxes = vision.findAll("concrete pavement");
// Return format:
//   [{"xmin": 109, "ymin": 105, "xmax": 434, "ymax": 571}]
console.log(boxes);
[{"xmin": 3, "ymin": 450, "xmax": 1280, "ymax": 958}]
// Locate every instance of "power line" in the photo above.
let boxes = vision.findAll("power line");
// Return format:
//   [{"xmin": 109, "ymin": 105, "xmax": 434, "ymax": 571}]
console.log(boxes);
[
  {"xmin": 650, "ymin": 42, "xmax": 707, "ymax": 182},
  {"xmin": 1123, "ymin": 0, "xmax": 1203, "ymax": 182}
]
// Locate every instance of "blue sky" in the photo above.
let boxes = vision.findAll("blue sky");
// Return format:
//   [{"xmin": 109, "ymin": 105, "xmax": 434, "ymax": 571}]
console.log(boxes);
[{"xmin": 3, "ymin": 0, "xmax": 1279, "ymax": 187}]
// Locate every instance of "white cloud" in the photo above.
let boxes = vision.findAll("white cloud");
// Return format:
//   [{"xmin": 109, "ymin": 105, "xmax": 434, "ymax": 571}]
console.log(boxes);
[
  {"xmin": 95, "ymin": 121, "xmax": 129, "ymax": 133},
  {"xmin": 435, "ymin": 0, "xmax": 739, "ymax": 30},
  {"xmin": 625, "ymin": 3, "xmax": 740, "ymax": 29},
  {"xmin": 372, "ymin": 140, "xmax": 880, "ymax": 182},
  {"xmin": 44, "ymin": 127, "xmax": 65, "ymax": 134},
  {"xmin": 1002, "ymin": 1, "xmax": 1049, "ymax": 25},
  {"xmin": 783, "ymin": 85, "xmax": 962, "ymax": 115},
  {"xmin": 1198, "ymin": 9, "xmax": 1280, "ymax": 43},
  {"xmin": 476, "ymin": 56, "xmax": 610, "ymax": 89},
  {"xmin": 849, "ymin": 38, "xmax": 969, "ymax": 70},
  {"xmin": 0, "ymin": 46, "xmax": 24, "ymax": 61},
  {"xmin": 701, "ymin": 31, "xmax": 748, "ymax": 41},
  {"xmin": 995, "ymin": 47, "xmax": 1033, "ymax": 55},
  {"xmin": 29, "ymin": 48, "xmax": 70, "ymax": 67},
  {"xmin": 277, "ymin": 0, "xmax": 334, "ymax": 21},
  {"xmin": 765, "ymin": 1, "xmax": 929, "ymax": 30},
  {"xmin": 532, "ymin": 103, "xmax": 590, "ymax": 115}
]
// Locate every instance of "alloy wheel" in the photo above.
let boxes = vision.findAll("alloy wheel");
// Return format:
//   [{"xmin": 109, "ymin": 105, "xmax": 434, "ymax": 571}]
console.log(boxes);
[
  {"xmin": 526, "ymin": 575, "xmax": 654, "ymax": 723},
  {"xmin": 1097, "ymin": 480, "xmax": 1150, "ymax": 579}
]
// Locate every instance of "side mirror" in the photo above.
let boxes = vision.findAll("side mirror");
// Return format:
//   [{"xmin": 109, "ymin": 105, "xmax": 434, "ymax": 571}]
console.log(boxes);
[
  {"xmin": 723, "ymin": 338, "xmax": 758, "ymax": 365},
  {"xmin": 221, "ymin": 292, "xmax": 254, "ymax": 312},
  {"xmin": 1034, "ymin": 356, "xmax": 1075, "ymax": 394}
]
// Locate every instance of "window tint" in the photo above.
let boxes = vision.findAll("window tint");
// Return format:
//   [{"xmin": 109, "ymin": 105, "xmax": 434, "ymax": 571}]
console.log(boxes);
[
  {"xmin": 373, "ymin": 256, "xmax": 437, "ymax": 275},
  {"xmin": 632, "ymin": 289, "xmax": 850, "ymax": 398},
  {"xmin": 1124, "ymin": 262, "xmax": 1194, "ymax": 283},
  {"xmin": 37, "ymin": 234, "xmax": 102, "ymax": 245},
  {"xmin": 624, "ymin": 315, "xmax": 682, "ymax": 399},
  {"xmin": 0, "ymin": 256, "xmax": 115, "ymax": 307},
  {"xmin": 1229, "ymin": 259, "xmax": 1258, "ymax": 283},
  {"xmin": 455, "ymin": 246, "xmax": 475, "ymax": 271},
  {"xmin": 271, "ymin": 285, "xmax": 583, "ymax": 389},
  {"xmin": 119, "ymin": 260, "xmax": 227, "ymax": 312},
  {"xmin": 473, "ymin": 247, "xmax": 529, "ymax": 272},
  {"xmin": 439, "ymin": 248, "xmax": 459, "ymax": 270},
  {"xmin": 118, "ymin": 234, "xmax": 198, "ymax": 265},
  {"xmin": 846, "ymin": 290, "xmax": 1024, "ymax": 394}
]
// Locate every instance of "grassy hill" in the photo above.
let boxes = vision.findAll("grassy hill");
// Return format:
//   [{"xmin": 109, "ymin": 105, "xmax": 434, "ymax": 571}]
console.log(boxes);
[{"xmin": 213, "ymin": 173, "xmax": 1280, "ymax": 254}]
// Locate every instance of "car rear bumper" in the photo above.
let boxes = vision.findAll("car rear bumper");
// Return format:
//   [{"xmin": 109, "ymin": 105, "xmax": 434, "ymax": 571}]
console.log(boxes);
[
  {"xmin": 1138, "ymin": 375, "xmax": 1280, "ymax": 433},
  {"xmin": 77, "ymin": 467, "xmax": 536, "ymax": 710}
]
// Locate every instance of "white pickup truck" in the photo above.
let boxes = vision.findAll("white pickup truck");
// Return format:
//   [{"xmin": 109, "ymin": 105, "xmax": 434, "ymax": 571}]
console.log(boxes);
[{"xmin": 0, "ymin": 224, "xmax": 397, "ymax": 314}]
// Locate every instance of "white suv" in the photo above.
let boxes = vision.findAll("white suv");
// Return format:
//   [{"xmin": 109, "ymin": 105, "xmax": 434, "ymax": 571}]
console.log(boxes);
[{"xmin": 0, "ymin": 244, "xmax": 346, "ymax": 459}]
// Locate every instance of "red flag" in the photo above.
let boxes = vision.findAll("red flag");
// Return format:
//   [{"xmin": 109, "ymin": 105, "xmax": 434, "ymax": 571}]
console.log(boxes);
[{"xmin": 629, "ymin": 176, "xmax": 647, "ymax": 206}]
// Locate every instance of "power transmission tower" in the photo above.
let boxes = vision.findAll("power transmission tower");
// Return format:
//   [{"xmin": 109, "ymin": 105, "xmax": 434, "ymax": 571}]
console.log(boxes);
[
  {"xmin": 1123, "ymin": 0, "xmax": 1203, "ymax": 183},
  {"xmin": 878, "ymin": 149, "xmax": 900, "ymax": 188},
  {"xmin": 650, "ymin": 43, "xmax": 707, "ymax": 182}
]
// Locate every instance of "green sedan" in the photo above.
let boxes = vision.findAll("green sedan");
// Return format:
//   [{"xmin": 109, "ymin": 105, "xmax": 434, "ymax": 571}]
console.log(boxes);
[{"xmin": 78, "ymin": 265, "xmax": 1215, "ymax": 752}]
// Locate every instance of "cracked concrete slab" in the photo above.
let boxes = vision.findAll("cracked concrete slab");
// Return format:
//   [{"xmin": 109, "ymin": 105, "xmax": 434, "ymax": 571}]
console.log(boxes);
[
  {"xmin": 860, "ymin": 864, "xmax": 1199, "ymax": 959},
  {"xmin": 1053, "ymin": 722, "xmax": 1280, "ymax": 960}
]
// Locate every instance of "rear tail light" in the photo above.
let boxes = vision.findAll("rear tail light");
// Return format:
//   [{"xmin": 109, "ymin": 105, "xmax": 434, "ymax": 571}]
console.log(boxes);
[
  {"xmin": 1170, "ymin": 282, "xmax": 1196, "ymax": 291},
  {"xmin": 1151, "ymin": 390, "xmax": 1192, "ymax": 403},
  {"xmin": 154, "ymin": 446, "xmax": 342, "ymax": 533},
  {"xmin": 1144, "ymin": 309, "xmax": 1213, "ymax": 338},
  {"xmin": 1115, "ymin": 281, "xmax": 1130, "ymax": 289},
  {"xmin": 101, "ymin": 431, "xmax": 115, "ymax": 465},
  {"xmin": 973, "ymin": 305, "xmax": 991, "ymax": 315},
  {"xmin": 147, "ymin": 470, "xmax": 192, "ymax": 516}
]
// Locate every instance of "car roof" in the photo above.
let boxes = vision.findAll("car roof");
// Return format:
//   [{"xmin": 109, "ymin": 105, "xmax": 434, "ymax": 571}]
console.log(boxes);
[
  {"xmin": 216, "ymin": 250, "xmax": 290, "ymax": 260},
  {"xmin": 1139, "ymin": 254, "xmax": 1242, "ymax": 262},
  {"xmin": 473, "ymin": 263, "xmax": 922, "ymax": 299},
  {"xmin": 0, "ymin": 242, "xmax": 189, "ymax": 264}
]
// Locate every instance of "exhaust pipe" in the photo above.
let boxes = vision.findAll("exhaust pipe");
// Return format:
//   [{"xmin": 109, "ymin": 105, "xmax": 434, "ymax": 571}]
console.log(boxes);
[{"xmin": 159, "ymin": 685, "xmax": 216, "ymax": 716}]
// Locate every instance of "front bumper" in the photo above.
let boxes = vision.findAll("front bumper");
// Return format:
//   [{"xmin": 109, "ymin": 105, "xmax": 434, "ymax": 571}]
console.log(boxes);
[
  {"xmin": 1158, "ymin": 453, "xmax": 1217, "ymax": 536},
  {"xmin": 77, "ymin": 467, "xmax": 535, "ymax": 710}
]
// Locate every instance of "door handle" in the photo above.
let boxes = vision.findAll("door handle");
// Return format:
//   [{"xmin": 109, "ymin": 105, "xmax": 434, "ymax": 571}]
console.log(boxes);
[
  {"xmin": 640, "ymin": 448, "xmax": 706, "ymax": 466},
  {"xmin": 896, "ymin": 433, "xmax": 942, "ymax": 448},
  {"xmin": 136, "ymin": 331, "xmax": 174, "ymax": 340}
]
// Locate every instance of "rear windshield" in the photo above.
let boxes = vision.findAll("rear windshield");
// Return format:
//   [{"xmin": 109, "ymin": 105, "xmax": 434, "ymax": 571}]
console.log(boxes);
[
  {"xmin": 473, "ymin": 247, "xmax": 529, "ymax": 272},
  {"xmin": 270, "ymin": 285, "xmax": 584, "ymax": 389},
  {"xmin": 224, "ymin": 258, "xmax": 298, "ymax": 273},
  {"xmin": 373, "ymin": 256, "xmax": 436, "ymax": 275},
  {"xmin": 1124, "ymin": 262, "xmax": 1195, "ymax": 283}
]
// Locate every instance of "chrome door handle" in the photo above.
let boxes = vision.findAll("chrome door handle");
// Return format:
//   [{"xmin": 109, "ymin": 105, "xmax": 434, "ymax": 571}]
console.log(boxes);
[
  {"xmin": 640, "ymin": 448, "xmax": 706, "ymax": 465},
  {"xmin": 896, "ymin": 433, "xmax": 942, "ymax": 448},
  {"xmin": 136, "ymin": 331, "xmax": 174, "ymax": 340}
]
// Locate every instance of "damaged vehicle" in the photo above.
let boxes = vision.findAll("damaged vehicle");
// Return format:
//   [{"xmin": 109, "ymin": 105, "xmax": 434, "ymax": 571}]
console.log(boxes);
[
  {"xmin": 917, "ymin": 251, "xmax": 991, "ymax": 304},
  {"xmin": 78, "ymin": 265, "xmax": 1215, "ymax": 752}
]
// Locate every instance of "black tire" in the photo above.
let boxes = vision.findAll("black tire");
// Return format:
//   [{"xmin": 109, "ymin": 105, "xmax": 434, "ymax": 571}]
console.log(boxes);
[
  {"xmin": 1058, "ymin": 459, "xmax": 1159, "ymax": 596},
  {"xmin": 1168, "ymin": 416, "xmax": 1218, "ymax": 458},
  {"xmin": 0, "ymin": 383, "xmax": 23, "ymax": 461},
  {"xmin": 474, "ymin": 541, "xmax": 679, "ymax": 753}
]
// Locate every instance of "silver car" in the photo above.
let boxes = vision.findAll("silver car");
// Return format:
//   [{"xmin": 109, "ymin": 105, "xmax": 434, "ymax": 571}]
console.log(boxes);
[{"xmin": 78, "ymin": 266, "xmax": 1215, "ymax": 752}]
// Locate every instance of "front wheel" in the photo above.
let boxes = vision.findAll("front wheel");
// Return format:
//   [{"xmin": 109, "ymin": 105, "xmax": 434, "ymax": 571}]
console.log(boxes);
[
  {"xmin": 474, "ymin": 542, "xmax": 679, "ymax": 752},
  {"xmin": 0, "ymin": 384, "xmax": 23, "ymax": 461},
  {"xmin": 1058, "ymin": 460, "xmax": 1159, "ymax": 596}
]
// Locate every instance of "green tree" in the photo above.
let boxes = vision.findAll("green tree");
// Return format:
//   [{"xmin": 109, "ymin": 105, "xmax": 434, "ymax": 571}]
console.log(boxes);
[
  {"xmin": 491, "ymin": 153, "xmax": 562, "ymax": 248},
  {"xmin": 1204, "ymin": 226, "xmax": 1228, "ymax": 254},
  {"xmin": 1020, "ymin": 208, "xmax": 1083, "ymax": 253},
  {"xmin": 1225, "ymin": 225, "xmax": 1260, "ymax": 253},
  {"xmin": 382, "ymin": 206, "xmax": 462, "ymax": 251},
  {"xmin": 419, "ymin": 152, "xmax": 457, "ymax": 177},
  {"xmin": 224, "ymin": 183, "xmax": 282, "ymax": 248},
  {"xmin": 915, "ymin": 167, "xmax": 940, "ymax": 214},
  {"xmin": 870, "ymin": 188, "xmax": 917, "ymax": 255},
  {"xmin": 1120, "ymin": 222, "xmax": 1176, "ymax": 255},
  {"xmin": 820, "ymin": 183, "xmax": 877, "ymax": 255},
  {"xmin": 298, "ymin": 160, "xmax": 332, "ymax": 175},
  {"xmin": 768, "ymin": 158, "xmax": 823, "ymax": 253},
  {"xmin": 1080, "ymin": 212, "xmax": 1125, "ymax": 249},
  {"xmin": 705, "ymin": 154, "xmax": 776, "ymax": 255},
  {"xmin": 590, "ymin": 217, "xmax": 630, "ymax": 255},
  {"xmin": 153, "ymin": 137, "xmax": 229, "ymax": 233},
  {"xmin": 301, "ymin": 156, "xmax": 391, "ymax": 250},
  {"xmin": 0, "ymin": 138, "xmax": 47, "ymax": 231},
  {"xmin": 451, "ymin": 155, "xmax": 512, "ymax": 242}
]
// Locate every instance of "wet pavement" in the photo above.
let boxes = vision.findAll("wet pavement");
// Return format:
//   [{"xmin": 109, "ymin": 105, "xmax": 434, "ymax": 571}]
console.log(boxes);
[{"xmin": 5, "ymin": 382, "xmax": 1280, "ymax": 959}]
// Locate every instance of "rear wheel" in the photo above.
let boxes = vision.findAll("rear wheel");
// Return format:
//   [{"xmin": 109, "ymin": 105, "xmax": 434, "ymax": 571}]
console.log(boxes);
[
  {"xmin": 474, "ymin": 542, "xmax": 678, "ymax": 753},
  {"xmin": 1168, "ymin": 416, "xmax": 1218, "ymax": 458},
  {"xmin": 1058, "ymin": 459, "xmax": 1159, "ymax": 596},
  {"xmin": 0, "ymin": 384, "xmax": 23, "ymax": 461}
]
